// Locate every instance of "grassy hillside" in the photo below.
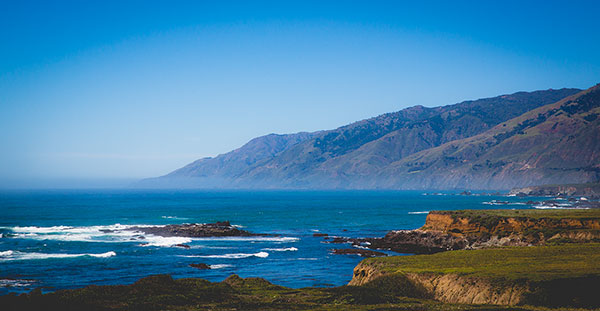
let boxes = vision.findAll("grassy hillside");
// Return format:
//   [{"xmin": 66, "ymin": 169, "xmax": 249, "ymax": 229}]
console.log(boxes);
[{"xmin": 363, "ymin": 243, "xmax": 600, "ymax": 282}]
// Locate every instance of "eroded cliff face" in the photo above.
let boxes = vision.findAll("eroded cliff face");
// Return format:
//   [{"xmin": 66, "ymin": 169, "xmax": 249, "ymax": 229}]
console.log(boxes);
[
  {"xmin": 421, "ymin": 211, "xmax": 600, "ymax": 244},
  {"xmin": 349, "ymin": 261, "xmax": 528, "ymax": 305}
]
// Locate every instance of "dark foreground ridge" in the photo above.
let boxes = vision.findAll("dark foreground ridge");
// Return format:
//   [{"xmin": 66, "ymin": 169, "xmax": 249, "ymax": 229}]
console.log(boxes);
[
  {"xmin": 133, "ymin": 221, "xmax": 263, "ymax": 238},
  {"xmin": 3, "ymin": 261, "xmax": 599, "ymax": 311}
]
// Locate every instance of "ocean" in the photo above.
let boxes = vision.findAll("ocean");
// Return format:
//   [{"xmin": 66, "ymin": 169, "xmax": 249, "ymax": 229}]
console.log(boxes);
[{"xmin": 0, "ymin": 190, "xmax": 534, "ymax": 294}]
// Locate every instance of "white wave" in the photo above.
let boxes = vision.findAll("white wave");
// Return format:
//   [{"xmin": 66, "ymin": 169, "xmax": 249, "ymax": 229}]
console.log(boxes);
[
  {"xmin": 262, "ymin": 247, "xmax": 298, "ymax": 252},
  {"xmin": 0, "ymin": 250, "xmax": 116, "ymax": 261},
  {"xmin": 0, "ymin": 279, "xmax": 36, "ymax": 287},
  {"xmin": 140, "ymin": 236, "xmax": 192, "ymax": 247},
  {"xmin": 1, "ymin": 223, "xmax": 195, "ymax": 246},
  {"xmin": 192, "ymin": 251, "xmax": 269, "ymax": 259},
  {"xmin": 161, "ymin": 216, "xmax": 189, "ymax": 220},
  {"xmin": 209, "ymin": 264, "xmax": 232, "ymax": 269},
  {"xmin": 192, "ymin": 236, "xmax": 299, "ymax": 242},
  {"xmin": 0, "ymin": 250, "xmax": 14, "ymax": 256},
  {"xmin": 3, "ymin": 224, "xmax": 298, "ymax": 248},
  {"xmin": 408, "ymin": 211, "xmax": 429, "ymax": 214}
]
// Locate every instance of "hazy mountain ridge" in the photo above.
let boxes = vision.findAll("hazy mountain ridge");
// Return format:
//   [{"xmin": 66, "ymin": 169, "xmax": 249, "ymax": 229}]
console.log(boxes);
[{"xmin": 138, "ymin": 87, "xmax": 587, "ymax": 189}]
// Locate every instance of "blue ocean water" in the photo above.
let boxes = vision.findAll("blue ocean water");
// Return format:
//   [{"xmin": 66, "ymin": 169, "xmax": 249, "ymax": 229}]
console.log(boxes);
[{"xmin": 0, "ymin": 190, "xmax": 535, "ymax": 294}]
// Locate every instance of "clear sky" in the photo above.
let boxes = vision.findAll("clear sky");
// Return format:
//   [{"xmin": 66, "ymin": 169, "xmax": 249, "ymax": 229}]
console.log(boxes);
[{"xmin": 1, "ymin": 0, "xmax": 599, "ymax": 187}]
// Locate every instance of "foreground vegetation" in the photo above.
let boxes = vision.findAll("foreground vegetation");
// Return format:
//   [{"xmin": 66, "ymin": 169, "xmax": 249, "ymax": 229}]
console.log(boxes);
[
  {"xmin": 1, "ymin": 272, "xmax": 595, "ymax": 311},
  {"xmin": 364, "ymin": 243, "xmax": 600, "ymax": 282}
]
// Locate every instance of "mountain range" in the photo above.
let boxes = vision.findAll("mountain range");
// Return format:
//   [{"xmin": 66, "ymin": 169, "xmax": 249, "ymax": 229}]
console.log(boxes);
[{"xmin": 138, "ymin": 85, "xmax": 600, "ymax": 190}]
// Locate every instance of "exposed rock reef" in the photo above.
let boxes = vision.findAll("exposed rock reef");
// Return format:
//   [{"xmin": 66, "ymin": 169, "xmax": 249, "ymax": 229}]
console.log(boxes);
[
  {"xmin": 135, "ymin": 221, "xmax": 262, "ymax": 237},
  {"xmin": 330, "ymin": 248, "xmax": 387, "ymax": 257},
  {"xmin": 138, "ymin": 87, "xmax": 585, "ymax": 189}
]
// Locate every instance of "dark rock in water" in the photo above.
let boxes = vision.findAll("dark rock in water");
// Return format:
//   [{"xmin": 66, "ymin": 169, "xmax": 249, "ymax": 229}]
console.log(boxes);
[
  {"xmin": 327, "ymin": 230, "xmax": 469, "ymax": 255},
  {"xmin": 364, "ymin": 230, "xmax": 468, "ymax": 254},
  {"xmin": 331, "ymin": 248, "xmax": 387, "ymax": 257},
  {"xmin": 134, "ymin": 221, "xmax": 262, "ymax": 238},
  {"xmin": 313, "ymin": 233, "xmax": 328, "ymax": 237},
  {"xmin": 175, "ymin": 244, "xmax": 191, "ymax": 249},
  {"xmin": 189, "ymin": 263, "xmax": 211, "ymax": 269},
  {"xmin": 329, "ymin": 237, "xmax": 350, "ymax": 244},
  {"xmin": 459, "ymin": 191, "xmax": 472, "ymax": 196}
]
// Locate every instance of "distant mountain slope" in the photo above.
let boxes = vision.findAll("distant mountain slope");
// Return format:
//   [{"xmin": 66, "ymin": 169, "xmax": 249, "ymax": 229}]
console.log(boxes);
[
  {"xmin": 139, "ymin": 87, "xmax": 582, "ymax": 189},
  {"xmin": 242, "ymin": 88, "xmax": 580, "ymax": 187},
  {"xmin": 380, "ymin": 84, "xmax": 600, "ymax": 189},
  {"xmin": 139, "ymin": 132, "xmax": 318, "ymax": 187}
]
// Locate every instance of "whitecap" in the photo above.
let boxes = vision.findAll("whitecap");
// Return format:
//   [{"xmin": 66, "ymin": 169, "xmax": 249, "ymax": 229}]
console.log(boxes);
[
  {"xmin": 161, "ymin": 216, "xmax": 189, "ymax": 220},
  {"xmin": 0, "ymin": 279, "xmax": 36, "ymax": 287},
  {"xmin": 189, "ymin": 251, "xmax": 269, "ymax": 259},
  {"xmin": 0, "ymin": 250, "xmax": 14, "ymax": 256},
  {"xmin": 192, "ymin": 236, "xmax": 299, "ymax": 243},
  {"xmin": 408, "ymin": 211, "xmax": 429, "ymax": 214},
  {"xmin": 262, "ymin": 247, "xmax": 298, "ymax": 252},
  {"xmin": 140, "ymin": 236, "xmax": 192, "ymax": 247},
  {"xmin": 209, "ymin": 264, "xmax": 232, "ymax": 269},
  {"xmin": 0, "ymin": 250, "xmax": 116, "ymax": 261}
]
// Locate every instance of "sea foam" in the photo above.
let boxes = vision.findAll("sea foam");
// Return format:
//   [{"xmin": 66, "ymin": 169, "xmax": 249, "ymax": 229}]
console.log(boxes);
[
  {"xmin": 0, "ymin": 250, "xmax": 116, "ymax": 261},
  {"xmin": 185, "ymin": 251, "xmax": 269, "ymax": 259},
  {"xmin": 262, "ymin": 247, "xmax": 298, "ymax": 252}
]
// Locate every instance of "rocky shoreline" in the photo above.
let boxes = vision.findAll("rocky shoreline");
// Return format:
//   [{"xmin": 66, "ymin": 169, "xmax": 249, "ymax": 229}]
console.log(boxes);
[
  {"xmin": 510, "ymin": 183, "xmax": 600, "ymax": 199},
  {"xmin": 325, "ymin": 209, "xmax": 600, "ymax": 256}
]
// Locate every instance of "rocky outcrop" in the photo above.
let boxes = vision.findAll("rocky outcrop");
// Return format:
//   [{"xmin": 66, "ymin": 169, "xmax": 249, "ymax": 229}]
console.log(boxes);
[
  {"xmin": 189, "ymin": 263, "xmax": 211, "ymax": 269},
  {"xmin": 331, "ymin": 248, "xmax": 387, "ymax": 257},
  {"xmin": 135, "ymin": 221, "xmax": 262, "ymax": 237}
]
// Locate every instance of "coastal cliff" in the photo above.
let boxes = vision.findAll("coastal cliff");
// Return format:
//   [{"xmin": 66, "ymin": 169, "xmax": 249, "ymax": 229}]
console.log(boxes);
[
  {"xmin": 332, "ymin": 209, "xmax": 600, "ymax": 255},
  {"xmin": 350, "ymin": 243, "xmax": 600, "ymax": 307},
  {"xmin": 421, "ymin": 209, "xmax": 600, "ymax": 243}
]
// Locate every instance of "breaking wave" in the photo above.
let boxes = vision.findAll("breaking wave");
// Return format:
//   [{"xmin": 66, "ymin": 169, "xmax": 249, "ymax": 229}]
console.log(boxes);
[
  {"xmin": 185, "ymin": 251, "xmax": 270, "ymax": 259},
  {"xmin": 0, "ymin": 250, "xmax": 116, "ymax": 261},
  {"xmin": 262, "ymin": 247, "xmax": 298, "ymax": 252}
]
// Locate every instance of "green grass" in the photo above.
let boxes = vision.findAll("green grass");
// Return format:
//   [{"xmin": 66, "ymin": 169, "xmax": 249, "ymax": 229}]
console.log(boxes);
[{"xmin": 363, "ymin": 243, "xmax": 600, "ymax": 282}]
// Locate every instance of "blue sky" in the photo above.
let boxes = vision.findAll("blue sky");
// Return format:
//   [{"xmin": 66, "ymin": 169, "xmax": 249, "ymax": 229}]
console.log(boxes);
[{"xmin": 1, "ymin": 1, "xmax": 599, "ymax": 187}]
